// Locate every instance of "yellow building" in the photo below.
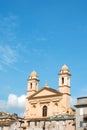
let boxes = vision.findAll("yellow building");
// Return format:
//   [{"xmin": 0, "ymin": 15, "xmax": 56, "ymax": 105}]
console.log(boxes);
[{"xmin": 24, "ymin": 65, "xmax": 73, "ymax": 120}]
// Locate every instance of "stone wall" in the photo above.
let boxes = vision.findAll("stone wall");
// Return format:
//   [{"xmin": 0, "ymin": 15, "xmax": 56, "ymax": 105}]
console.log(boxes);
[{"xmin": 25, "ymin": 120, "xmax": 75, "ymax": 130}]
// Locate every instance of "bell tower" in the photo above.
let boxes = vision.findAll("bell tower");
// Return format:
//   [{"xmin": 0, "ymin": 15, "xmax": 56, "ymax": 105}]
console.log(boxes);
[
  {"xmin": 58, "ymin": 65, "xmax": 71, "ymax": 108},
  {"xmin": 27, "ymin": 71, "xmax": 39, "ymax": 97},
  {"xmin": 25, "ymin": 71, "xmax": 39, "ymax": 119}
]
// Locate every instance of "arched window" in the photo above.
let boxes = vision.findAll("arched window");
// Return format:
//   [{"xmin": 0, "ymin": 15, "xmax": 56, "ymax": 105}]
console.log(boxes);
[
  {"xmin": 62, "ymin": 77, "xmax": 64, "ymax": 84},
  {"xmin": 30, "ymin": 83, "xmax": 32, "ymax": 89},
  {"xmin": 42, "ymin": 106, "xmax": 47, "ymax": 117}
]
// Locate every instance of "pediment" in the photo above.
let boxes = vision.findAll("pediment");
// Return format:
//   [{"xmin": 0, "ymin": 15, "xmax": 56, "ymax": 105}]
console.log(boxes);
[{"xmin": 29, "ymin": 87, "xmax": 62, "ymax": 99}]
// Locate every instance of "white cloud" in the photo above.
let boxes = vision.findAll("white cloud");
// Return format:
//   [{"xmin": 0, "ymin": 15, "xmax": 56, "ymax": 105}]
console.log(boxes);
[
  {"xmin": 0, "ymin": 94, "xmax": 26, "ymax": 115},
  {"xmin": 7, "ymin": 94, "xmax": 26, "ymax": 110},
  {"xmin": 0, "ymin": 15, "xmax": 20, "ymax": 71},
  {"xmin": 0, "ymin": 15, "xmax": 18, "ymax": 42},
  {"xmin": 0, "ymin": 45, "xmax": 17, "ymax": 65},
  {"xmin": 0, "ymin": 45, "xmax": 19, "ymax": 72},
  {"xmin": 17, "ymin": 95, "xmax": 26, "ymax": 108}
]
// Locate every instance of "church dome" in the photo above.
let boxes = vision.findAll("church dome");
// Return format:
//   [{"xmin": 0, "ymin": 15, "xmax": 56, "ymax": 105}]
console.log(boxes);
[
  {"xmin": 28, "ymin": 70, "xmax": 39, "ymax": 80},
  {"xmin": 30, "ymin": 71, "xmax": 38, "ymax": 77},
  {"xmin": 59, "ymin": 64, "xmax": 70, "ymax": 75},
  {"xmin": 61, "ymin": 64, "xmax": 69, "ymax": 71}
]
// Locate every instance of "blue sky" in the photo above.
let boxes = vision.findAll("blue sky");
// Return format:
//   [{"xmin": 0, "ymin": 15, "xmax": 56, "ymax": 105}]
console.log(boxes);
[{"xmin": 0, "ymin": 0, "xmax": 87, "ymax": 115}]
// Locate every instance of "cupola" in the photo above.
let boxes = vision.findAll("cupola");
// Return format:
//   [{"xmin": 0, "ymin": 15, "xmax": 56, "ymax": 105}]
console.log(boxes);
[{"xmin": 29, "ymin": 71, "xmax": 38, "ymax": 80}]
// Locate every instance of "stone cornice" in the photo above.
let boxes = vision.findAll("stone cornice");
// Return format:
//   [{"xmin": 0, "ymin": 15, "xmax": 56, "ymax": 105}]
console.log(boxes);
[
  {"xmin": 58, "ymin": 73, "xmax": 71, "ymax": 76},
  {"xmin": 75, "ymin": 104, "xmax": 87, "ymax": 108},
  {"xmin": 28, "ymin": 87, "xmax": 63, "ymax": 100},
  {"xmin": 63, "ymin": 93, "xmax": 71, "ymax": 96},
  {"xmin": 59, "ymin": 85, "xmax": 70, "ymax": 88},
  {"xmin": 29, "ymin": 94, "xmax": 62, "ymax": 100}
]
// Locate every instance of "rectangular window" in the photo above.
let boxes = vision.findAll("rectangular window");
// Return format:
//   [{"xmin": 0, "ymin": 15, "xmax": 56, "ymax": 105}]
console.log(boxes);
[
  {"xmin": 80, "ymin": 108, "xmax": 83, "ymax": 115},
  {"xmin": 80, "ymin": 121, "xmax": 83, "ymax": 127},
  {"xmin": 35, "ymin": 121, "xmax": 37, "ymax": 126}
]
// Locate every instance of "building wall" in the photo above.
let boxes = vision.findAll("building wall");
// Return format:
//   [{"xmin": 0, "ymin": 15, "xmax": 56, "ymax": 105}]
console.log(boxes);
[
  {"xmin": 25, "ymin": 120, "xmax": 75, "ymax": 130},
  {"xmin": 76, "ymin": 97, "xmax": 87, "ymax": 130},
  {"xmin": 25, "ymin": 95, "xmax": 69, "ymax": 119},
  {"xmin": 0, "ymin": 127, "xmax": 9, "ymax": 130},
  {"xmin": 9, "ymin": 121, "xmax": 21, "ymax": 130},
  {"xmin": 76, "ymin": 107, "xmax": 83, "ymax": 130}
]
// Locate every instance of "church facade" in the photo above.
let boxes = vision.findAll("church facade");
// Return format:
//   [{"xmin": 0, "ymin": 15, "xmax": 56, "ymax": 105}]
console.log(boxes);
[{"xmin": 24, "ymin": 65, "xmax": 73, "ymax": 120}]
